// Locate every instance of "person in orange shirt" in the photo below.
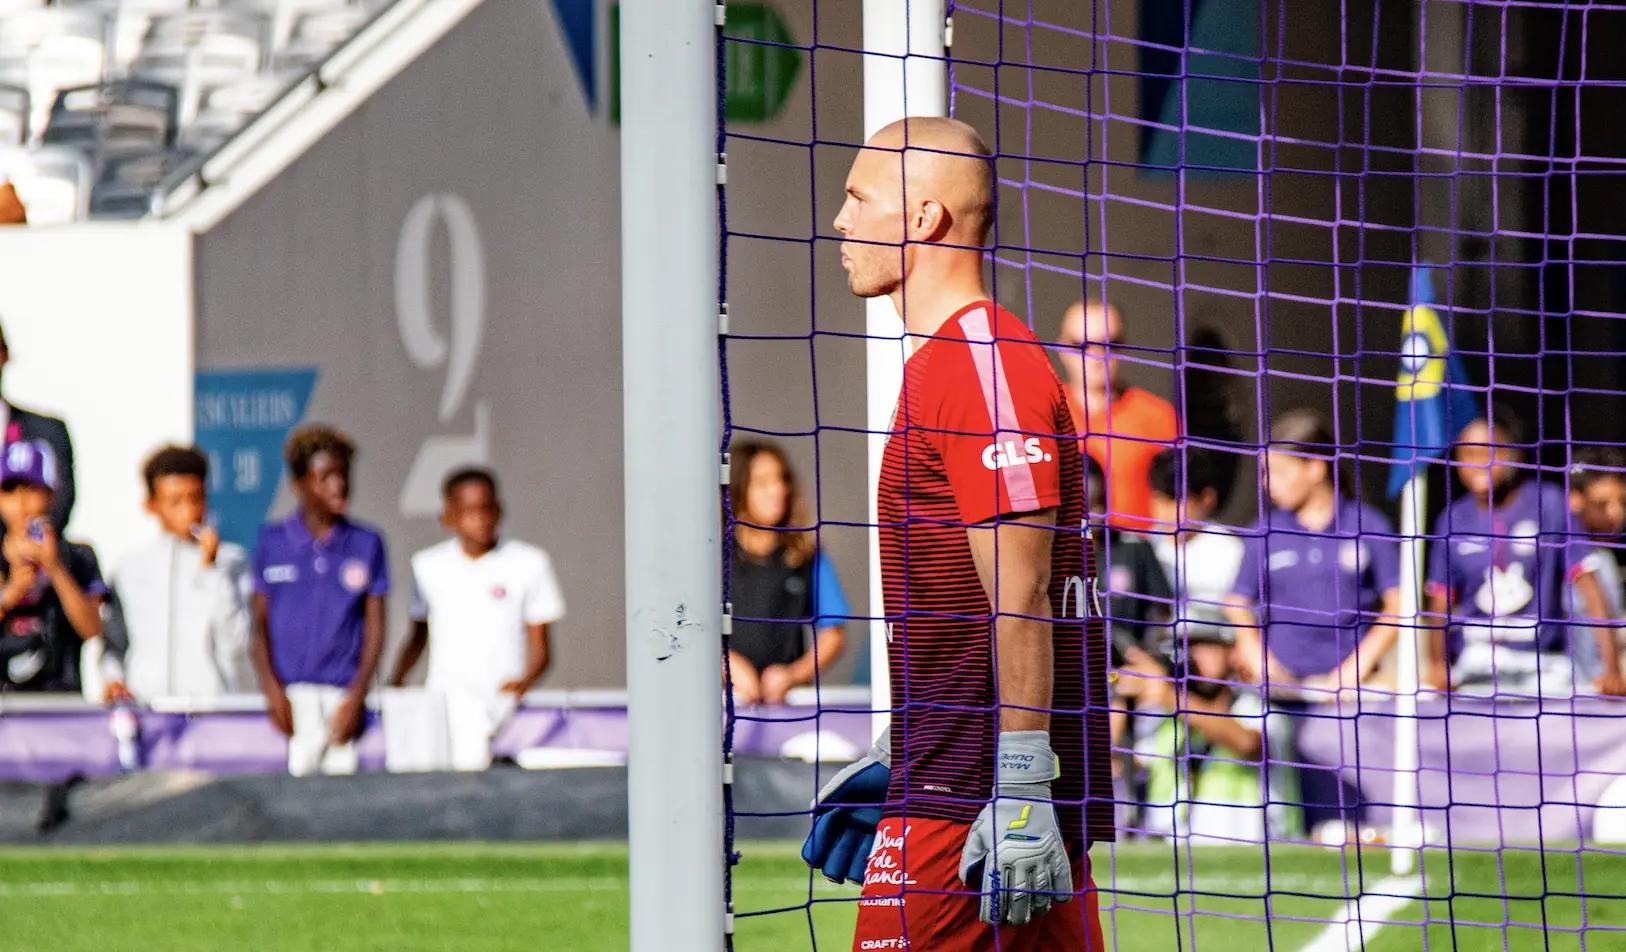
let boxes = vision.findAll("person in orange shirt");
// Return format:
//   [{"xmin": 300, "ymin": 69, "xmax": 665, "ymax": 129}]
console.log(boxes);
[{"xmin": 1056, "ymin": 299, "xmax": 1179, "ymax": 529}]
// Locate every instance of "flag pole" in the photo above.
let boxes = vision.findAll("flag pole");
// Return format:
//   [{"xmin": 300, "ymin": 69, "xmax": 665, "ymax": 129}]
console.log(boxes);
[{"xmin": 1391, "ymin": 470, "xmax": 1426, "ymax": 876}]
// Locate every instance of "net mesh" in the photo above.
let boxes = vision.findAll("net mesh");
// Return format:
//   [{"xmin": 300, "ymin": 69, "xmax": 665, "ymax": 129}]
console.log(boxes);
[{"xmin": 720, "ymin": 0, "xmax": 1626, "ymax": 948}]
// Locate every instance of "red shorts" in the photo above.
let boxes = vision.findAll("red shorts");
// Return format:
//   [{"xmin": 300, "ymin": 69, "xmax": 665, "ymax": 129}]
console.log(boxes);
[{"xmin": 852, "ymin": 817, "xmax": 1104, "ymax": 952}]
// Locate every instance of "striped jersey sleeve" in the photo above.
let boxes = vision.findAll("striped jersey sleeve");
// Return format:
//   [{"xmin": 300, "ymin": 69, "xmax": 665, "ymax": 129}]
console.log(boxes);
[{"xmin": 923, "ymin": 306, "xmax": 1065, "ymax": 525}]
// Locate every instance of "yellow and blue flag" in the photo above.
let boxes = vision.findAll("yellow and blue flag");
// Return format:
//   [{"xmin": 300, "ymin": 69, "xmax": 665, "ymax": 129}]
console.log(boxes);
[{"xmin": 1388, "ymin": 267, "xmax": 1478, "ymax": 497}]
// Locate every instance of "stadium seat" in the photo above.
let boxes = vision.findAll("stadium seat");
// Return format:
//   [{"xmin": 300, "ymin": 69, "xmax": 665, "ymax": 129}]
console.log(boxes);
[
  {"xmin": 87, "ymin": 144, "xmax": 189, "ymax": 217},
  {"xmin": 276, "ymin": 4, "xmax": 365, "ymax": 67},
  {"xmin": 0, "ymin": 8, "xmax": 109, "ymax": 144},
  {"xmin": 60, "ymin": 0, "xmax": 194, "ymax": 72},
  {"xmin": 0, "ymin": 0, "xmax": 380, "ymax": 217},
  {"xmin": 179, "ymin": 67, "xmax": 296, "ymax": 150},
  {"xmin": 42, "ymin": 80, "xmax": 177, "ymax": 155},
  {"xmin": 224, "ymin": 0, "xmax": 346, "ymax": 55},
  {"xmin": 0, "ymin": 81, "xmax": 26, "ymax": 144},
  {"xmin": 134, "ymin": 29, "xmax": 261, "ymax": 124},
  {"xmin": 0, "ymin": 143, "xmax": 92, "ymax": 222},
  {"xmin": 144, "ymin": 8, "xmax": 268, "ymax": 52}
]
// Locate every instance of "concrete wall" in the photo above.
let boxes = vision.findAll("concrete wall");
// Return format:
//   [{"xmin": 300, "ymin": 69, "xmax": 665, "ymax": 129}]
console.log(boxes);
[
  {"xmin": 0, "ymin": 224, "xmax": 194, "ymax": 566},
  {"xmin": 193, "ymin": 0, "xmax": 623, "ymax": 687}
]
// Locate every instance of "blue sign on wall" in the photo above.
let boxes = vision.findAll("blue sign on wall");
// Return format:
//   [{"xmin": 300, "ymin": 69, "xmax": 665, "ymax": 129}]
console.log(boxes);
[
  {"xmin": 194, "ymin": 369, "xmax": 319, "ymax": 552},
  {"xmin": 551, "ymin": 0, "xmax": 597, "ymax": 111}
]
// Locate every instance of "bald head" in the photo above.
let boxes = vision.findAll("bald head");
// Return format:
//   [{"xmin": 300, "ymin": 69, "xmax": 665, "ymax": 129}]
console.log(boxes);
[
  {"xmin": 833, "ymin": 117, "xmax": 996, "ymax": 299},
  {"xmin": 1057, "ymin": 299, "xmax": 1125, "ymax": 395},
  {"xmin": 866, "ymin": 117, "xmax": 994, "ymax": 241},
  {"xmin": 1060, "ymin": 300, "xmax": 1123, "ymax": 349}
]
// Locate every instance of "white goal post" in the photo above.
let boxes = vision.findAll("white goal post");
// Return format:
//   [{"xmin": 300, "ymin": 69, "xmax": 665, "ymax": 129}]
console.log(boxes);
[
  {"xmin": 620, "ymin": 1, "xmax": 725, "ymax": 949},
  {"xmin": 862, "ymin": 0, "xmax": 948, "ymax": 740},
  {"xmin": 618, "ymin": 2, "xmax": 950, "ymax": 947}
]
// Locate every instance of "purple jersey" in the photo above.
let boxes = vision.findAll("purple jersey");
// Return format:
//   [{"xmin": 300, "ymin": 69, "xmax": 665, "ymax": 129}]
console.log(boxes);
[
  {"xmin": 1232, "ymin": 498, "xmax": 1401, "ymax": 678},
  {"xmin": 254, "ymin": 512, "xmax": 389, "ymax": 687},
  {"xmin": 1427, "ymin": 481, "xmax": 1589, "ymax": 656}
]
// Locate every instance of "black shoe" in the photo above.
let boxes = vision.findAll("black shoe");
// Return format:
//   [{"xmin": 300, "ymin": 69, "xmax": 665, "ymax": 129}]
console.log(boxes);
[{"xmin": 36, "ymin": 775, "xmax": 83, "ymax": 836}]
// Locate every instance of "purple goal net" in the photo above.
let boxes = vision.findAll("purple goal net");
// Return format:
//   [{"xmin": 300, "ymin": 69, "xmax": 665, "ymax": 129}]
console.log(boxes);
[{"xmin": 719, "ymin": 0, "xmax": 1626, "ymax": 948}]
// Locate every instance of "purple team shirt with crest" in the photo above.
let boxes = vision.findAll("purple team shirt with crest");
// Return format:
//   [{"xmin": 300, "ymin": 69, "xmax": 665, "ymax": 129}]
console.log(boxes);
[
  {"xmin": 1426, "ymin": 480, "xmax": 1589, "ymax": 657},
  {"xmin": 1232, "ymin": 498, "xmax": 1401, "ymax": 678},
  {"xmin": 254, "ymin": 512, "xmax": 390, "ymax": 687}
]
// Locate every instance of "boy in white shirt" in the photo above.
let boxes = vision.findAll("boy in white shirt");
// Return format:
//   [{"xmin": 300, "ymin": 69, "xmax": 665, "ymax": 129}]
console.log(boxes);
[
  {"xmin": 1145, "ymin": 447, "xmax": 1245, "ymax": 654},
  {"xmin": 107, "ymin": 446, "xmax": 251, "ymax": 700},
  {"xmin": 389, "ymin": 467, "xmax": 564, "ymax": 770}
]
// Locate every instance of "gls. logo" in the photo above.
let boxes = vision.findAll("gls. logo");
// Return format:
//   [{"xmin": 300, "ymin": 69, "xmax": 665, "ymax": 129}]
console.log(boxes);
[{"xmin": 981, "ymin": 437, "xmax": 1052, "ymax": 471}]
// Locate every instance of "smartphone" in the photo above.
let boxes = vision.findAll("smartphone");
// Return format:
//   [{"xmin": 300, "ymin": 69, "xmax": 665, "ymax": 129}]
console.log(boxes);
[{"xmin": 26, "ymin": 518, "xmax": 44, "ymax": 542}]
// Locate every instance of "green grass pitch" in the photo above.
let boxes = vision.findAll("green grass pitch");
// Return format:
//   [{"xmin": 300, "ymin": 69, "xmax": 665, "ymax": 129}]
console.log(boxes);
[{"xmin": 0, "ymin": 840, "xmax": 1620, "ymax": 950}]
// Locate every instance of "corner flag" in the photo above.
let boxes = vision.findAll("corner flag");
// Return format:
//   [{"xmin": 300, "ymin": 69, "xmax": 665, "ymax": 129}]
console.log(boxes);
[{"xmin": 1387, "ymin": 267, "xmax": 1477, "ymax": 498}]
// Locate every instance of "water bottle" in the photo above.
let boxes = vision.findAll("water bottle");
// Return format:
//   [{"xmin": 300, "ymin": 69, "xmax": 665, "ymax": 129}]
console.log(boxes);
[{"xmin": 110, "ymin": 702, "xmax": 141, "ymax": 772}]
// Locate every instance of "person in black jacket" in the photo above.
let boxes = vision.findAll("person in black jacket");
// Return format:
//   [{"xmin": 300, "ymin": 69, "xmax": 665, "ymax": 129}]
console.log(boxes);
[
  {"xmin": 0, "ymin": 323, "xmax": 75, "ymax": 531},
  {"xmin": 726, "ymin": 441, "xmax": 850, "ymax": 705},
  {"xmin": 1084, "ymin": 454, "xmax": 1173, "ymax": 667}
]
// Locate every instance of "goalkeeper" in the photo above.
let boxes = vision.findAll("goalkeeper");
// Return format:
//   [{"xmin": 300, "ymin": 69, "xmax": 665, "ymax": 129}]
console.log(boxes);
[{"xmin": 804, "ymin": 116, "xmax": 1113, "ymax": 950}]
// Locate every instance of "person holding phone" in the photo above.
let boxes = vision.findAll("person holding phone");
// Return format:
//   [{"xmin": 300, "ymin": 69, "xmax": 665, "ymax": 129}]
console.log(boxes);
[{"xmin": 0, "ymin": 439, "xmax": 104, "ymax": 693}]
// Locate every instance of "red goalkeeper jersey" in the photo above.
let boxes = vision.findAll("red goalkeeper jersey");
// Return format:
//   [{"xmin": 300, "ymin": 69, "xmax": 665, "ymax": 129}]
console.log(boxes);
[{"xmin": 877, "ymin": 300, "xmax": 1114, "ymax": 846}]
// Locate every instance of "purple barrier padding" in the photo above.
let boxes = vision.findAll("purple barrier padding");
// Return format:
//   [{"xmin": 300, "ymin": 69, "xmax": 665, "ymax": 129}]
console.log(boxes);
[
  {"xmin": 489, "ymin": 705, "xmax": 628, "ymax": 756},
  {"xmin": 0, "ymin": 709, "xmax": 122, "ymax": 782},
  {"xmin": 1295, "ymin": 696, "xmax": 1626, "ymax": 844},
  {"xmin": 731, "ymin": 705, "xmax": 873, "ymax": 759},
  {"xmin": 0, "ymin": 703, "xmax": 875, "ymax": 781}
]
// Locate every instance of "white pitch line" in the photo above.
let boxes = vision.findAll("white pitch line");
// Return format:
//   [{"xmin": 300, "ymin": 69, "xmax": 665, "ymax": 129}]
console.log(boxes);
[
  {"xmin": 0, "ymin": 877, "xmax": 874, "ymax": 899},
  {"xmin": 0, "ymin": 872, "xmax": 1380, "ymax": 902},
  {"xmin": 1299, "ymin": 875, "xmax": 1423, "ymax": 952},
  {"xmin": 0, "ymin": 878, "xmax": 625, "ymax": 898}
]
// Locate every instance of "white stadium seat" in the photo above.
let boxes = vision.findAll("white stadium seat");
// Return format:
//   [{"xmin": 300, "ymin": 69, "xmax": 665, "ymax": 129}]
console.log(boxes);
[
  {"xmin": 60, "ymin": 0, "xmax": 193, "ymax": 72},
  {"xmin": 0, "ymin": 0, "xmax": 376, "ymax": 216},
  {"xmin": 225, "ymin": 0, "xmax": 345, "ymax": 55},
  {"xmin": 0, "ymin": 8, "xmax": 108, "ymax": 144},
  {"xmin": 276, "ymin": 4, "xmax": 363, "ymax": 66},
  {"xmin": 135, "ymin": 29, "xmax": 261, "ymax": 124},
  {"xmin": 0, "ymin": 143, "xmax": 92, "ymax": 223},
  {"xmin": 0, "ymin": 81, "xmax": 26, "ymax": 143}
]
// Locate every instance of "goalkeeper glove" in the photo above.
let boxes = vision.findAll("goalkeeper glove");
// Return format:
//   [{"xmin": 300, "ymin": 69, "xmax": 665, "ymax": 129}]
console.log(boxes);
[
  {"xmin": 801, "ymin": 728, "xmax": 890, "ymax": 885},
  {"xmin": 958, "ymin": 730, "xmax": 1073, "ymax": 926}
]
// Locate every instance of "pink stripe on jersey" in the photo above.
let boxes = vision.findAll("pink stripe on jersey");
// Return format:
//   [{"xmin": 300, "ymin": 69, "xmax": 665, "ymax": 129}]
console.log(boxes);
[{"xmin": 959, "ymin": 307, "xmax": 1042, "ymax": 512}]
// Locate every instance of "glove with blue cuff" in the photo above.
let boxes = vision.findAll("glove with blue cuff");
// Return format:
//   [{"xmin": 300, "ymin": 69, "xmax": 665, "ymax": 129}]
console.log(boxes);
[
  {"xmin": 958, "ymin": 730, "xmax": 1073, "ymax": 926},
  {"xmin": 801, "ymin": 728, "xmax": 890, "ymax": 885}
]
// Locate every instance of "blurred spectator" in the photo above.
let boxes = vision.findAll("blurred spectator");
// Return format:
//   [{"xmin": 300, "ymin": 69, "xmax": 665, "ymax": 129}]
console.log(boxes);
[
  {"xmin": 1055, "ymin": 299, "xmax": 1178, "ymax": 530},
  {"xmin": 390, "ymin": 467, "xmax": 564, "ymax": 771},
  {"xmin": 1425, "ymin": 410, "xmax": 1625, "ymax": 697},
  {"xmin": 1084, "ymin": 453, "xmax": 1171, "ymax": 667},
  {"xmin": 1224, "ymin": 410, "xmax": 1402, "ymax": 693},
  {"xmin": 0, "ymin": 440, "xmax": 104, "ymax": 692},
  {"xmin": 1118, "ymin": 629, "xmax": 1299, "ymax": 843},
  {"xmin": 251, "ymin": 425, "xmax": 388, "ymax": 776},
  {"xmin": 727, "ymin": 441, "xmax": 849, "ymax": 704},
  {"xmin": 1569, "ymin": 446, "xmax": 1626, "ymax": 685},
  {"xmin": 1146, "ymin": 447, "xmax": 1244, "ymax": 654},
  {"xmin": 0, "ymin": 323, "xmax": 75, "ymax": 530},
  {"xmin": 1088, "ymin": 450, "xmax": 1172, "ymax": 835},
  {"xmin": 1180, "ymin": 327, "xmax": 1245, "ymax": 506},
  {"xmin": 105, "ymin": 446, "xmax": 251, "ymax": 701},
  {"xmin": 1221, "ymin": 410, "xmax": 1400, "ymax": 841}
]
